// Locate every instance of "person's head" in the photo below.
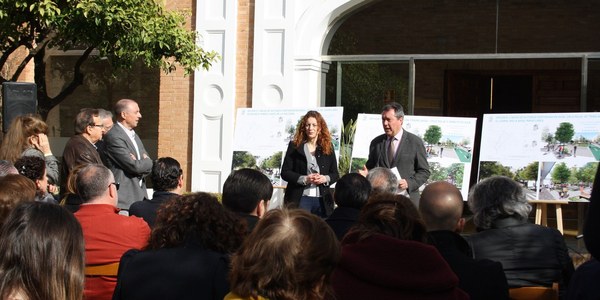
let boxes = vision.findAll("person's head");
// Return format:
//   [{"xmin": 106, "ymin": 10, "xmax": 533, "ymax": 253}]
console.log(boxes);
[
  {"xmin": 151, "ymin": 157, "xmax": 183, "ymax": 193},
  {"xmin": 0, "ymin": 114, "xmax": 48, "ymax": 163},
  {"xmin": 334, "ymin": 173, "xmax": 371, "ymax": 210},
  {"xmin": 468, "ymin": 176, "xmax": 532, "ymax": 230},
  {"xmin": 292, "ymin": 110, "xmax": 333, "ymax": 155},
  {"xmin": 14, "ymin": 155, "xmax": 48, "ymax": 195},
  {"xmin": 114, "ymin": 99, "xmax": 141, "ymax": 129},
  {"xmin": 0, "ymin": 174, "xmax": 36, "ymax": 227},
  {"xmin": 97, "ymin": 108, "xmax": 114, "ymax": 135},
  {"xmin": 222, "ymin": 168, "xmax": 273, "ymax": 217},
  {"xmin": 350, "ymin": 193, "xmax": 427, "ymax": 243},
  {"xmin": 0, "ymin": 202, "xmax": 85, "ymax": 300},
  {"xmin": 0, "ymin": 160, "xmax": 18, "ymax": 177},
  {"xmin": 63, "ymin": 165, "xmax": 86, "ymax": 196},
  {"xmin": 366, "ymin": 167, "xmax": 398, "ymax": 194},
  {"xmin": 149, "ymin": 192, "xmax": 246, "ymax": 252},
  {"xmin": 74, "ymin": 108, "xmax": 103, "ymax": 143},
  {"xmin": 75, "ymin": 164, "xmax": 118, "ymax": 206},
  {"xmin": 381, "ymin": 102, "xmax": 405, "ymax": 138},
  {"xmin": 419, "ymin": 181, "xmax": 465, "ymax": 232},
  {"xmin": 229, "ymin": 209, "xmax": 340, "ymax": 300}
]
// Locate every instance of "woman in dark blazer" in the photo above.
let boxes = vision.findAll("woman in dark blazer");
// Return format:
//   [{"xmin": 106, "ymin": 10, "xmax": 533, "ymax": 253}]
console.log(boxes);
[
  {"xmin": 281, "ymin": 110, "xmax": 339, "ymax": 218},
  {"xmin": 112, "ymin": 192, "xmax": 246, "ymax": 300}
]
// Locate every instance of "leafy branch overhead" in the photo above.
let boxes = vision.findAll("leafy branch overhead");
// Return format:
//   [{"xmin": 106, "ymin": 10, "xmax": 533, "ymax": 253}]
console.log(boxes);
[{"xmin": 0, "ymin": 0, "xmax": 219, "ymax": 116}]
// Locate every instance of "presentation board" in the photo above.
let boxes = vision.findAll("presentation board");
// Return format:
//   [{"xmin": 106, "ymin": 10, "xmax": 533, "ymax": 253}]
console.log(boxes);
[
  {"xmin": 479, "ymin": 112, "xmax": 600, "ymax": 201},
  {"xmin": 351, "ymin": 113, "xmax": 477, "ymax": 199},
  {"xmin": 232, "ymin": 107, "xmax": 344, "ymax": 186}
]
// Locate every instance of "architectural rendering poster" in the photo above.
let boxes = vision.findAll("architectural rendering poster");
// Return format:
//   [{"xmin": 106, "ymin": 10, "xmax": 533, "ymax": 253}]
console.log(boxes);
[
  {"xmin": 351, "ymin": 113, "xmax": 477, "ymax": 199},
  {"xmin": 479, "ymin": 113, "xmax": 600, "ymax": 201},
  {"xmin": 232, "ymin": 107, "xmax": 344, "ymax": 187}
]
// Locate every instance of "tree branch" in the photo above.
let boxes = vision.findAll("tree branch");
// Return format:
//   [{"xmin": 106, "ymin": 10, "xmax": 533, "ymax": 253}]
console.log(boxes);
[
  {"xmin": 48, "ymin": 46, "xmax": 94, "ymax": 108},
  {"xmin": 9, "ymin": 32, "xmax": 55, "ymax": 82},
  {"xmin": 0, "ymin": 39, "xmax": 32, "ymax": 83}
]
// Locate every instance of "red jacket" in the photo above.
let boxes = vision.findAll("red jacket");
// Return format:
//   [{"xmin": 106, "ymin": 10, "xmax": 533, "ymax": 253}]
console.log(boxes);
[{"xmin": 75, "ymin": 204, "xmax": 150, "ymax": 300}]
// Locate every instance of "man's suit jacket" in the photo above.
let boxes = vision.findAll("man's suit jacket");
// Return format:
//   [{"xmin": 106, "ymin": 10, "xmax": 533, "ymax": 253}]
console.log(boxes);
[
  {"xmin": 365, "ymin": 130, "xmax": 430, "ymax": 203},
  {"xmin": 103, "ymin": 124, "xmax": 153, "ymax": 209},
  {"xmin": 61, "ymin": 134, "xmax": 103, "ymax": 193}
]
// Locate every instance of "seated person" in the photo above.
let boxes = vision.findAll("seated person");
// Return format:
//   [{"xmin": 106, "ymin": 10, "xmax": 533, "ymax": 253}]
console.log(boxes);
[
  {"xmin": 14, "ymin": 155, "xmax": 57, "ymax": 203},
  {"xmin": 467, "ymin": 176, "xmax": 574, "ymax": 293},
  {"xmin": 129, "ymin": 157, "xmax": 184, "ymax": 227},
  {"xmin": 0, "ymin": 174, "xmax": 36, "ymax": 227},
  {"xmin": 60, "ymin": 165, "xmax": 85, "ymax": 213},
  {"xmin": 366, "ymin": 167, "xmax": 398, "ymax": 194},
  {"xmin": 326, "ymin": 173, "xmax": 371, "ymax": 240},
  {"xmin": 226, "ymin": 209, "xmax": 340, "ymax": 300},
  {"xmin": 419, "ymin": 181, "xmax": 509, "ymax": 300},
  {"xmin": 0, "ymin": 202, "xmax": 85, "ymax": 300},
  {"xmin": 0, "ymin": 160, "xmax": 18, "ymax": 177},
  {"xmin": 222, "ymin": 168, "xmax": 273, "ymax": 233},
  {"xmin": 74, "ymin": 164, "xmax": 150, "ymax": 300},
  {"xmin": 331, "ymin": 193, "xmax": 468, "ymax": 300},
  {"xmin": 113, "ymin": 192, "xmax": 246, "ymax": 300}
]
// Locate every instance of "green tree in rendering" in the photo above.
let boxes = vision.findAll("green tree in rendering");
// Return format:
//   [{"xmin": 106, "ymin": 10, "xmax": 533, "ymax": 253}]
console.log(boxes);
[
  {"xmin": 554, "ymin": 122, "xmax": 575, "ymax": 144},
  {"xmin": 551, "ymin": 162, "xmax": 571, "ymax": 183},
  {"xmin": 0, "ymin": 0, "xmax": 218, "ymax": 118},
  {"xmin": 423, "ymin": 125, "xmax": 442, "ymax": 145},
  {"xmin": 232, "ymin": 151, "xmax": 256, "ymax": 169},
  {"xmin": 517, "ymin": 162, "xmax": 539, "ymax": 183},
  {"xmin": 479, "ymin": 161, "xmax": 514, "ymax": 180}
]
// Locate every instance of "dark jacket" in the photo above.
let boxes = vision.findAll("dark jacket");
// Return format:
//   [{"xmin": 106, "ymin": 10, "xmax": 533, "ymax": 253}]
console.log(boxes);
[
  {"xmin": 61, "ymin": 134, "xmax": 103, "ymax": 194},
  {"xmin": 281, "ymin": 141, "xmax": 339, "ymax": 215},
  {"xmin": 567, "ymin": 258, "xmax": 600, "ymax": 300},
  {"xmin": 330, "ymin": 232, "xmax": 469, "ymax": 300},
  {"xmin": 428, "ymin": 230, "xmax": 509, "ymax": 300},
  {"xmin": 584, "ymin": 165, "xmax": 600, "ymax": 258},
  {"xmin": 112, "ymin": 238, "xmax": 230, "ymax": 300},
  {"xmin": 237, "ymin": 213, "xmax": 260, "ymax": 234},
  {"xmin": 467, "ymin": 217, "xmax": 574, "ymax": 290},
  {"xmin": 128, "ymin": 191, "xmax": 179, "ymax": 228},
  {"xmin": 325, "ymin": 206, "xmax": 361, "ymax": 240},
  {"xmin": 365, "ymin": 131, "xmax": 430, "ymax": 203}
]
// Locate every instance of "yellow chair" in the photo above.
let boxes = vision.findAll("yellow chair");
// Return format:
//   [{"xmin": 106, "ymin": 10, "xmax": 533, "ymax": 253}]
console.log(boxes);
[
  {"xmin": 509, "ymin": 282, "xmax": 559, "ymax": 300},
  {"xmin": 85, "ymin": 262, "xmax": 120, "ymax": 276}
]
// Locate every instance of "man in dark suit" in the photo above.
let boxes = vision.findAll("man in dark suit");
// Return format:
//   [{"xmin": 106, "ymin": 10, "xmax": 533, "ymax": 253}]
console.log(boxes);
[
  {"xmin": 359, "ymin": 102, "xmax": 429, "ymax": 206},
  {"xmin": 419, "ymin": 181, "xmax": 509, "ymax": 300},
  {"xmin": 326, "ymin": 173, "xmax": 371, "ymax": 240},
  {"xmin": 129, "ymin": 157, "xmax": 183, "ymax": 228},
  {"xmin": 103, "ymin": 99, "xmax": 153, "ymax": 210},
  {"xmin": 222, "ymin": 168, "xmax": 273, "ymax": 233}
]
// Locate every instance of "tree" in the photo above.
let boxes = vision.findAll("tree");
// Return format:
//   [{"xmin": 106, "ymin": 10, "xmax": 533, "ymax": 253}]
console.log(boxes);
[
  {"xmin": 574, "ymin": 162, "xmax": 599, "ymax": 185},
  {"xmin": 0, "ymin": 0, "xmax": 218, "ymax": 118},
  {"xmin": 446, "ymin": 163, "xmax": 464, "ymax": 186},
  {"xmin": 423, "ymin": 125, "xmax": 442, "ymax": 145},
  {"xmin": 517, "ymin": 162, "xmax": 538, "ymax": 182},
  {"xmin": 260, "ymin": 151, "xmax": 283, "ymax": 170},
  {"xmin": 232, "ymin": 151, "xmax": 256, "ymax": 169},
  {"xmin": 551, "ymin": 162, "xmax": 571, "ymax": 183},
  {"xmin": 479, "ymin": 161, "xmax": 513, "ymax": 180},
  {"xmin": 554, "ymin": 122, "xmax": 575, "ymax": 144}
]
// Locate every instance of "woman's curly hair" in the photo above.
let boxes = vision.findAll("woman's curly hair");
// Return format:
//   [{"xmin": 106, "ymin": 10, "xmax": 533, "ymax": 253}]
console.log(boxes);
[
  {"xmin": 292, "ymin": 110, "xmax": 334, "ymax": 155},
  {"xmin": 147, "ymin": 192, "xmax": 246, "ymax": 253}
]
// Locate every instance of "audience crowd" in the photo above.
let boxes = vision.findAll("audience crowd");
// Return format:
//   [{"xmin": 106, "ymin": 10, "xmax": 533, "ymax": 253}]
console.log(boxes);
[{"xmin": 0, "ymin": 102, "xmax": 596, "ymax": 299}]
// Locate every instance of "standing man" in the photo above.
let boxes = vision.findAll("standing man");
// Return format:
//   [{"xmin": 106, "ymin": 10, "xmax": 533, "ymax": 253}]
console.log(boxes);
[
  {"xmin": 103, "ymin": 99, "xmax": 153, "ymax": 209},
  {"xmin": 61, "ymin": 108, "xmax": 104, "ymax": 183},
  {"xmin": 96, "ymin": 108, "xmax": 114, "ymax": 168},
  {"xmin": 359, "ymin": 102, "xmax": 430, "ymax": 206}
]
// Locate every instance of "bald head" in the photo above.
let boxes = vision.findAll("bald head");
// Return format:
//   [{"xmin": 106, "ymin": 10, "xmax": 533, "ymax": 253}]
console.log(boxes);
[{"xmin": 419, "ymin": 181, "xmax": 464, "ymax": 232}]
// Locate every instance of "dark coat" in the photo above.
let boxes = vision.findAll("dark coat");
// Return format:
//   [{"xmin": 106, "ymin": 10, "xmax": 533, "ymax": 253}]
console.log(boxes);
[
  {"xmin": 365, "ymin": 130, "xmax": 430, "ymax": 204},
  {"xmin": 281, "ymin": 141, "xmax": 339, "ymax": 215},
  {"xmin": 112, "ymin": 239, "xmax": 230, "ymax": 300},
  {"xmin": 428, "ymin": 230, "xmax": 509, "ymax": 300},
  {"xmin": 584, "ymin": 165, "xmax": 600, "ymax": 258},
  {"xmin": 330, "ymin": 232, "xmax": 469, "ymax": 300},
  {"xmin": 467, "ymin": 217, "xmax": 574, "ymax": 290},
  {"xmin": 61, "ymin": 134, "xmax": 103, "ymax": 194},
  {"xmin": 128, "ymin": 191, "xmax": 179, "ymax": 228},
  {"xmin": 325, "ymin": 206, "xmax": 361, "ymax": 240},
  {"xmin": 567, "ymin": 259, "xmax": 600, "ymax": 300}
]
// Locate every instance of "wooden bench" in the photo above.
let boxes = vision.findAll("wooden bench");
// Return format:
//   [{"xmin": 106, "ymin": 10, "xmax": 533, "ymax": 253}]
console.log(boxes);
[{"xmin": 509, "ymin": 282, "xmax": 558, "ymax": 300}]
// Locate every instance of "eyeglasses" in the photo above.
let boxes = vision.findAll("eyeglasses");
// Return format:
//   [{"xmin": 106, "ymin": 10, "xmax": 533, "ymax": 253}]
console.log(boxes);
[
  {"xmin": 89, "ymin": 124, "xmax": 104, "ymax": 128},
  {"xmin": 109, "ymin": 182, "xmax": 120, "ymax": 190}
]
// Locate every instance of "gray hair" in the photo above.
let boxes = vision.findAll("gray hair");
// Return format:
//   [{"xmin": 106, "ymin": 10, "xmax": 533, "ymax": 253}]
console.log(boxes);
[
  {"xmin": 0, "ymin": 160, "xmax": 18, "ymax": 177},
  {"xmin": 76, "ymin": 164, "xmax": 113, "ymax": 202},
  {"xmin": 468, "ymin": 176, "xmax": 532, "ymax": 230},
  {"xmin": 97, "ymin": 108, "xmax": 113, "ymax": 120},
  {"xmin": 367, "ymin": 167, "xmax": 398, "ymax": 194},
  {"xmin": 382, "ymin": 102, "xmax": 405, "ymax": 119}
]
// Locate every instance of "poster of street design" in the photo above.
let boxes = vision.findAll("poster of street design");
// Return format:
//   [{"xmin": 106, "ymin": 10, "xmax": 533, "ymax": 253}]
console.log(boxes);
[
  {"xmin": 479, "ymin": 112, "xmax": 600, "ymax": 200},
  {"xmin": 232, "ymin": 107, "xmax": 344, "ymax": 187},
  {"xmin": 351, "ymin": 113, "xmax": 477, "ymax": 199}
]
